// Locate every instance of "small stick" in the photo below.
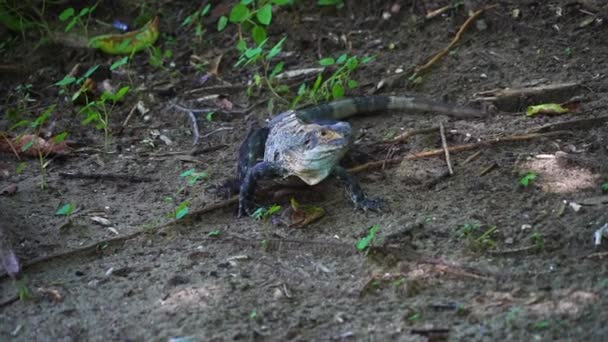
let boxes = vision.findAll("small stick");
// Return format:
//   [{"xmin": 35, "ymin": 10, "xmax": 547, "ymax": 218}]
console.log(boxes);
[
  {"xmin": 117, "ymin": 103, "xmax": 138, "ymax": 136},
  {"xmin": 463, "ymin": 150, "xmax": 482, "ymax": 165},
  {"xmin": 386, "ymin": 126, "xmax": 440, "ymax": 144},
  {"xmin": 439, "ymin": 122, "xmax": 453, "ymax": 175},
  {"xmin": 412, "ymin": 5, "xmax": 496, "ymax": 78},
  {"xmin": 171, "ymin": 103, "xmax": 202, "ymax": 145},
  {"xmin": 478, "ymin": 162, "xmax": 498, "ymax": 176},
  {"xmin": 187, "ymin": 110, "xmax": 201, "ymax": 145},
  {"xmin": 529, "ymin": 115, "xmax": 608, "ymax": 133},
  {"xmin": 58, "ymin": 172, "xmax": 158, "ymax": 182},
  {"xmin": 348, "ymin": 131, "xmax": 570, "ymax": 174}
]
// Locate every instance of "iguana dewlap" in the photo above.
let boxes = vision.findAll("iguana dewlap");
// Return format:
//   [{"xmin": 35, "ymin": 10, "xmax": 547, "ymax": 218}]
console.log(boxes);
[{"xmin": 235, "ymin": 95, "xmax": 485, "ymax": 217}]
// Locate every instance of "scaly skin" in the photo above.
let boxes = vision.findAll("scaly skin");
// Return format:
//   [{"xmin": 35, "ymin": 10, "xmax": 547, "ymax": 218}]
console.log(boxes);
[{"xmin": 236, "ymin": 95, "xmax": 485, "ymax": 217}]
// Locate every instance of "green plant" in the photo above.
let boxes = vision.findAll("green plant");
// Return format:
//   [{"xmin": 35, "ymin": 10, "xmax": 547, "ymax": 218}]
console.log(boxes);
[
  {"xmin": 16, "ymin": 277, "xmax": 31, "ymax": 300},
  {"xmin": 169, "ymin": 200, "xmax": 190, "ymax": 220},
  {"xmin": 356, "ymin": 224, "xmax": 380, "ymax": 252},
  {"xmin": 221, "ymin": 0, "xmax": 292, "ymax": 46},
  {"xmin": 181, "ymin": 3, "xmax": 212, "ymax": 44},
  {"xmin": 9, "ymin": 105, "xmax": 66, "ymax": 188},
  {"xmin": 236, "ymin": 36, "xmax": 288, "ymax": 100},
  {"xmin": 78, "ymin": 86, "xmax": 130, "ymax": 151},
  {"xmin": 601, "ymin": 182, "xmax": 608, "ymax": 193},
  {"xmin": 519, "ymin": 171, "xmax": 538, "ymax": 187},
  {"xmin": 147, "ymin": 46, "xmax": 173, "ymax": 69},
  {"xmin": 533, "ymin": 319, "xmax": 550, "ymax": 330},
  {"xmin": 456, "ymin": 223, "xmax": 497, "ymax": 252},
  {"xmin": 505, "ymin": 307, "xmax": 522, "ymax": 325},
  {"xmin": 58, "ymin": 3, "xmax": 98, "ymax": 35},
  {"xmin": 54, "ymin": 64, "xmax": 100, "ymax": 97},
  {"xmin": 292, "ymin": 54, "xmax": 373, "ymax": 107},
  {"xmin": 55, "ymin": 203, "xmax": 75, "ymax": 216},
  {"xmin": 180, "ymin": 168, "xmax": 208, "ymax": 185},
  {"xmin": 251, "ymin": 204, "xmax": 281, "ymax": 220},
  {"xmin": 317, "ymin": 0, "xmax": 344, "ymax": 8},
  {"xmin": 529, "ymin": 231, "xmax": 545, "ymax": 251}
]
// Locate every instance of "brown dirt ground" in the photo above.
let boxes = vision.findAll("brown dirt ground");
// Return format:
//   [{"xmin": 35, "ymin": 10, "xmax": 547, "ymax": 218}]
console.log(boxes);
[{"xmin": 2, "ymin": 0, "xmax": 608, "ymax": 340}]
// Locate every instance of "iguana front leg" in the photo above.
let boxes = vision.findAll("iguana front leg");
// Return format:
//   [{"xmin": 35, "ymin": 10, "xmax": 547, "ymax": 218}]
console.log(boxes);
[
  {"xmin": 332, "ymin": 166, "xmax": 387, "ymax": 212},
  {"xmin": 238, "ymin": 161, "xmax": 285, "ymax": 217}
]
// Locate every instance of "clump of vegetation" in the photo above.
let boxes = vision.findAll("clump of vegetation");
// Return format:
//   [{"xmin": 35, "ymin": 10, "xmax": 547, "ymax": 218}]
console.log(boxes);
[
  {"xmin": 456, "ymin": 223, "xmax": 497, "ymax": 252},
  {"xmin": 293, "ymin": 54, "xmax": 372, "ymax": 106},
  {"xmin": 519, "ymin": 171, "xmax": 538, "ymax": 187},
  {"xmin": 356, "ymin": 224, "xmax": 380, "ymax": 252},
  {"xmin": 251, "ymin": 204, "xmax": 282, "ymax": 220}
]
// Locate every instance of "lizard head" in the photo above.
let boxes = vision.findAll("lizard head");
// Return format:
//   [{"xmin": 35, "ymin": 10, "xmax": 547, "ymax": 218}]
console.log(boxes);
[{"xmin": 287, "ymin": 121, "xmax": 352, "ymax": 185}]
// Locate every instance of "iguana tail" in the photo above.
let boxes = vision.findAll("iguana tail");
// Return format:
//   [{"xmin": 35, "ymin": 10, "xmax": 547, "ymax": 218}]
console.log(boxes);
[{"xmin": 295, "ymin": 95, "xmax": 485, "ymax": 122}]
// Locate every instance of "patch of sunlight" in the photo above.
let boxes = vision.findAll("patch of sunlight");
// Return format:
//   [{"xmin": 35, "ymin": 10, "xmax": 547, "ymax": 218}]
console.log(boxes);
[
  {"xmin": 157, "ymin": 284, "xmax": 222, "ymax": 311},
  {"xmin": 518, "ymin": 154, "xmax": 600, "ymax": 193}
]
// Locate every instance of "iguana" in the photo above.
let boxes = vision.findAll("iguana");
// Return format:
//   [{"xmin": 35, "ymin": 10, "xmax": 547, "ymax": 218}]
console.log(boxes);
[{"xmin": 233, "ymin": 95, "xmax": 485, "ymax": 217}]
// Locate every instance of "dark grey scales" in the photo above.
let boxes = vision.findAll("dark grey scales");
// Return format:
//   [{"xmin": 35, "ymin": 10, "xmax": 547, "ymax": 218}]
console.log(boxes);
[{"xmin": 231, "ymin": 95, "xmax": 486, "ymax": 217}]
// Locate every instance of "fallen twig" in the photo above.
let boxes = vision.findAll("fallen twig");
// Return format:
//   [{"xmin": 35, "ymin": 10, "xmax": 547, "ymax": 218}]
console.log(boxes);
[
  {"xmin": 472, "ymin": 82, "xmax": 582, "ymax": 112},
  {"xmin": 529, "ymin": 115, "xmax": 608, "ymax": 133},
  {"xmin": 439, "ymin": 122, "xmax": 453, "ymax": 175},
  {"xmin": 349, "ymin": 131, "xmax": 570, "ymax": 174},
  {"xmin": 58, "ymin": 172, "xmax": 158, "ymax": 183},
  {"xmin": 380, "ymin": 126, "xmax": 440, "ymax": 144},
  {"xmin": 117, "ymin": 103, "xmax": 138, "ymax": 136},
  {"xmin": 412, "ymin": 5, "xmax": 495, "ymax": 79}
]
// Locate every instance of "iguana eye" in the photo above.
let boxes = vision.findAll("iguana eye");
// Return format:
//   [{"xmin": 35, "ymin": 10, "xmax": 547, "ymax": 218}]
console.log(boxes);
[{"xmin": 320, "ymin": 130, "xmax": 327, "ymax": 136}]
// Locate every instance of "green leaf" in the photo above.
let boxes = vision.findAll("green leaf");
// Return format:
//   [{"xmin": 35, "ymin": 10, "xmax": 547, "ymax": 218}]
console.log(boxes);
[
  {"xmin": 336, "ymin": 53, "xmax": 347, "ymax": 64},
  {"xmin": 217, "ymin": 16, "xmax": 228, "ymax": 31},
  {"xmin": 269, "ymin": 61, "xmax": 284, "ymax": 79},
  {"xmin": 55, "ymin": 203, "xmax": 75, "ymax": 216},
  {"xmin": 20, "ymin": 140, "xmax": 34, "ymax": 152},
  {"xmin": 229, "ymin": 4, "xmax": 250, "ymax": 23},
  {"xmin": 519, "ymin": 171, "xmax": 537, "ymax": 187},
  {"xmin": 181, "ymin": 15, "xmax": 193, "ymax": 27},
  {"xmin": 245, "ymin": 46, "xmax": 263, "ymax": 59},
  {"xmin": 267, "ymin": 36, "xmax": 286, "ymax": 60},
  {"xmin": 180, "ymin": 169, "xmax": 195, "ymax": 177},
  {"xmin": 319, "ymin": 58, "xmax": 335, "ymax": 66},
  {"xmin": 241, "ymin": 0, "xmax": 254, "ymax": 4},
  {"xmin": 297, "ymin": 83, "xmax": 307, "ymax": 95},
  {"xmin": 15, "ymin": 162, "xmax": 26, "ymax": 174},
  {"xmin": 356, "ymin": 225, "xmax": 380, "ymax": 251},
  {"xmin": 331, "ymin": 83, "xmax": 345, "ymax": 99},
  {"xmin": 345, "ymin": 56, "xmax": 359, "ymax": 70},
  {"xmin": 311, "ymin": 73, "xmax": 323, "ymax": 92},
  {"xmin": 10, "ymin": 120, "xmax": 31, "ymax": 131},
  {"xmin": 110, "ymin": 56, "xmax": 129, "ymax": 70},
  {"xmin": 602, "ymin": 183, "xmax": 608, "ymax": 192},
  {"xmin": 256, "ymin": 4, "xmax": 272, "ymax": 25},
  {"xmin": 78, "ymin": 7, "xmax": 91, "ymax": 17},
  {"xmin": 272, "ymin": 0, "xmax": 291, "ymax": 4},
  {"xmin": 251, "ymin": 25, "xmax": 267, "ymax": 45},
  {"xmin": 236, "ymin": 39, "xmax": 247, "ymax": 51},
  {"xmin": 65, "ymin": 18, "xmax": 77, "ymax": 32},
  {"xmin": 206, "ymin": 112, "xmax": 215, "ymax": 121},
  {"xmin": 113, "ymin": 86, "xmax": 130, "ymax": 101},
  {"xmin": 52, "ymin": 132, "xmax": 68, "ymax": 143},
  {"xmin": 54, "ymin": 75, "xmax": 76, "ymax": 87},
  {"xmin": 347, "ymin": 79, "xmax": 358, "ymax": 88},
  {"xmin": 525, "ymin": 103, "xmax": 569, "ymax": 117},
  {"xmin": 208, "ymin": 230, "xmax": 220, "ymax": 237},
  {"xmin": 174, "ymin": 201, "xmax": 190, "ymax": 220},
  {"xmin": 201, "ymin": 4, "xmax": 211, "ymax": 16},
  {"xmin": 58, "ymin": 8, "xmax": 74, "ymax": 21}
]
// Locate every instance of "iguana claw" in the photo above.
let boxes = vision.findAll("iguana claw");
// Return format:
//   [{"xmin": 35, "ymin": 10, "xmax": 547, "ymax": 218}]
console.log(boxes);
[{"xmin": 355, "ymin": 197, "xmax": 389, "ymax": 213}]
